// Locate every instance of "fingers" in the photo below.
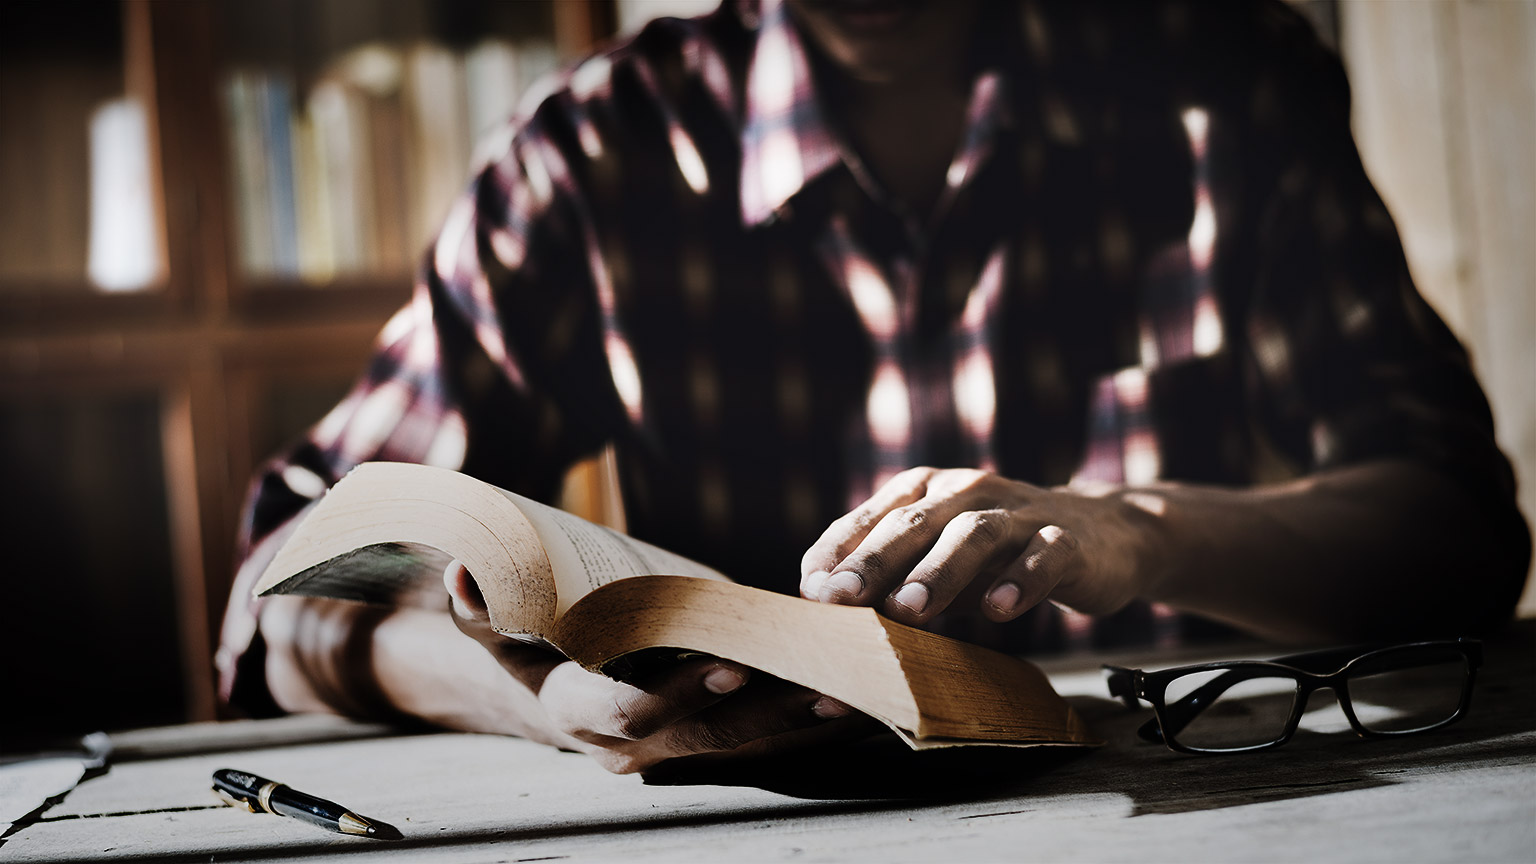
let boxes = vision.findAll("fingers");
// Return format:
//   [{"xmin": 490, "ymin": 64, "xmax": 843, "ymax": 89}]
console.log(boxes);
[
  {"xmin": 818, "ymin": 496, "xmax": 977, "ymax": 605},
  {"xmin": 543, "ymin": 658, "xmax": 855, "ymax": 774},
  {"xmin": 800, "ymin": 467, "xmax": 937, "ymax": 598},
  {"xmin": 545, "ymin": 656, "xmax": 754, "ymax": 743},
  {"xmin": 442, "ymin": 559, "xmax": 568, "ymax": 689},
  {"xmin": 443, "ymin": 560, "xmax": 486, "ymax": 621},
  {"xmin": 882, "ymin": 508, "xmax": 1013, "ymax": 624},
  {"xmin": 815, "ymin": 474, "xmax": 1000, "ymax": 607},
  {"xmin": 656, "ymin": 677, "xmax": 852, "ymax": 759},
  {"xmin": 983, "ymin": 524, "xmax": 1081, "ymax": 622}
]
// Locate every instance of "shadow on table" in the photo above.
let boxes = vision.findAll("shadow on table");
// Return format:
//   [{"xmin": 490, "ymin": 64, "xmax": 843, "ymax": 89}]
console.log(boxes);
[
  {"xmin": 639, "ymin": 732, "xmax": 1095, "ymax": 800},
  {"xmin": 19, "ymin": 627, "xmax": 1531, "ymax": 863},
  {"xmin": 644, "ymin": 621, "xmax": 1536, "ymax": 817}
]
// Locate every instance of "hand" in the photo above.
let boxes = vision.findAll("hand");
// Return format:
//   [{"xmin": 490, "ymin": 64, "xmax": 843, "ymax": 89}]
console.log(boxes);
[
  {"xmin": 443, "ymin": 562, "xmax": 865, "ymax": 774},
  {"xmin": 799, "ymin": 467, "xmax": 1162, "ymax": 626}
]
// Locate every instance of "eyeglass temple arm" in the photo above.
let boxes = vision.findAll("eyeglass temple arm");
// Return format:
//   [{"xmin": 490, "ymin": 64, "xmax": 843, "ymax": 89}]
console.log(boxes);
[
  {"xmin": 1104, "ymin": 666, "xmax": 1177, "ymax": 743},
  {"xmin": 1103, "ymin": 666, "xmax": 1139, "ymax": 708}
]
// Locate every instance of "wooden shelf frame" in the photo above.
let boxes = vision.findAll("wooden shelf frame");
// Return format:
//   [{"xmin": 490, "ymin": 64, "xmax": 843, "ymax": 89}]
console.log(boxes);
[{"xmin": 0, "ymin": 0, "xmax": 617, "ymax": 724}]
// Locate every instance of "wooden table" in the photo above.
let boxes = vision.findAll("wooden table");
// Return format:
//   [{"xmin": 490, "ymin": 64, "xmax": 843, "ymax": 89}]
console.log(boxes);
[{"xmin": 5, "ymin": 623, "xmax": 1532, "ymax": 863}]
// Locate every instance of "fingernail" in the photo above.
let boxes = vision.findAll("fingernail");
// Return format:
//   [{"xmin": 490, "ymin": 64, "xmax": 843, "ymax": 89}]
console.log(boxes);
[
  {"xmin": 812, "ymin": 695, "xmax": 852, "ymax": 719},
  {"xmin": 891, "ymin": 582, "xmax": 929, "ymax": 614},
  {"xmin": 820, "ymin": 571, "xmax": 864, "ymax": 602},
  {"xmin": 803, "ymin": 570, "xmax": 829, "ymax": 597},
  {"xmin": 703, "ymin": 666, "xmax": 747, "ymax": 695},
  {"xmin": 986, "ymin": 581, "xmax": 1022, "ymax": 614}
]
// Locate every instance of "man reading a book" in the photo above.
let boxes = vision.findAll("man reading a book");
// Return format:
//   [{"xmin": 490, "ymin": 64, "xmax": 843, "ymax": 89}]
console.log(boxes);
[{"xmin": 218, "ymin": 0, "xmax": 1531, "ymax": 774}]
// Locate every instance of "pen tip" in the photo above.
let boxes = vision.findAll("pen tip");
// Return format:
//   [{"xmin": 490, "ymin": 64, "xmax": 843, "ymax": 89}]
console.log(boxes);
[{"xmin": 366, "ymin": 821, "xmax": 404, "ymax": 841}]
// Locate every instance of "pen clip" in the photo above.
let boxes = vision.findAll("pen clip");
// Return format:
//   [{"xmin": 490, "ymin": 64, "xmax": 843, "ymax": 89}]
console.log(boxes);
[{"xmin": 213, "ymin": 786, "xmax": 258, "ymax": 813}]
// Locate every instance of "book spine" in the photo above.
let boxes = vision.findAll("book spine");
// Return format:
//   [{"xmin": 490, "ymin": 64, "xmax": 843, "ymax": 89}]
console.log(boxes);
[
  {"xmin": 224, "ymin": 70, "xmax": 273, "ymax": 276},
  {"xmin": 263, "ymin": 73, "xmax": 300, "ymax": 278},
  {"xmin": 405, "ymin": 44, "xmax": 472, "ymax": 255},
  {"xmin": 366, "ymin": 91, "xmax": 409, "ymax": 275},
  {"xmin": 465, "ymin": 38, "xmax": 521, "ymax": 161},
  {"xmin": 290, "ymin": 111, "xmax": 333, "ymax": 283}
]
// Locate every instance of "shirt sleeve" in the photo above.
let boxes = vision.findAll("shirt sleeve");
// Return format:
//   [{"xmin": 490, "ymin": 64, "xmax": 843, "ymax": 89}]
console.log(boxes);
[
  {"xmin": 1233, "ymin": 5, "xmax": 1529, "ymax": 566},
  {"xmin": 216, "ymin": 112, "xmax": 627, "ymax": 714}
]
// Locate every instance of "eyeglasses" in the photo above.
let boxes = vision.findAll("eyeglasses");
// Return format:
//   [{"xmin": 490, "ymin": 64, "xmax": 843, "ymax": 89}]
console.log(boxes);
[{"xmin": 1102, "ymin": 639, "xmax": 1481, "ymax": 754}]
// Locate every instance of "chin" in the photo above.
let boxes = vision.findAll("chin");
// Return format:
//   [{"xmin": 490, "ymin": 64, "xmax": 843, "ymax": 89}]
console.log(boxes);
[{"xmin": 791, "ymin": 0, "xmax": 952, "ymax": 82}]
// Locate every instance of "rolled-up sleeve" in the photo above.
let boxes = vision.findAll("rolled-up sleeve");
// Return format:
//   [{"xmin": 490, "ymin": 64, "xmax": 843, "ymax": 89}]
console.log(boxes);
[
  {"xmin": 1235, "ymin": 8, "xmax": 1529, "ymax": 584},
  {"xmin": 217, "ymin": 113, "xmax": 626, "ymax": 714}
]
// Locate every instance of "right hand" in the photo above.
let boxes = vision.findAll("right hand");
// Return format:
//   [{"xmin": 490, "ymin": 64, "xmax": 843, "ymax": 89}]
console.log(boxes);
[{"xmin": 443, "ymin": 562, "xmax": 866, "ymax": 774}]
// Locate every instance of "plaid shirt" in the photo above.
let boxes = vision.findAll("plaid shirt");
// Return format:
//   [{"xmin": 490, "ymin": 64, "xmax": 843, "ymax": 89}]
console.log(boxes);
[{"xmin": 220, "ymin": 0, "xmax": 1518, "ymax": 711}]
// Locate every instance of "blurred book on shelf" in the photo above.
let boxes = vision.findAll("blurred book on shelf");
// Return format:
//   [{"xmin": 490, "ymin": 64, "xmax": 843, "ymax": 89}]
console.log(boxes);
[
  {"xmin": 0, "ymin": 1, "xmax": 163, "ymax": 294},
  {"xmin": 222, "ymin": 36, "xmax": 556, "ymax": 285}
]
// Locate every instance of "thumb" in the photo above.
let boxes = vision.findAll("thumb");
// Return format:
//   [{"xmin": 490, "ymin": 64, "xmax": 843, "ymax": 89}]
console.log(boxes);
[{"xmin": 443, "ymin": 560, "xmax": 488, "ymax": 622}]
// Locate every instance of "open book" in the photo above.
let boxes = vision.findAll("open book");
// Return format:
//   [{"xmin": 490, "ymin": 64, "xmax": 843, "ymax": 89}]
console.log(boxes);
[{"xmin": 254, "ymin": 462, "xmax": 1099, "ymax": 750}]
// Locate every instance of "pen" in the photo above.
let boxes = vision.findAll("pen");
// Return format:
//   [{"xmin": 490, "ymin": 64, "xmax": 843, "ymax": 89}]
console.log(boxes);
[{"xmin": 211, "ymin": 768, "xmax": 400, "ymax": 840}]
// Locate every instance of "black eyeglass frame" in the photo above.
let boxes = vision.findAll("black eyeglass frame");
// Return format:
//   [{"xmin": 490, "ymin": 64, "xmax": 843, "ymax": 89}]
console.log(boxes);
[{"xmin": 1102, "ymin": 638, "xmax": 1482, "ymax": 755}]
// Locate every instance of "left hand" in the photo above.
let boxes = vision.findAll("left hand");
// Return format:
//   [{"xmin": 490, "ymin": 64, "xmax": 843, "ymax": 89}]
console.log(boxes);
[{"xmin": 799, "ymin": 467, "xmax": 1163, "ymax": 626}]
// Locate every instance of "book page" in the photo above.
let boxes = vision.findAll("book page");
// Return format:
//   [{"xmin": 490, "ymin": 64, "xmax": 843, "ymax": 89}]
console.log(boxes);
[{"xmin": 495, "ymin": 488, "xmax": 729, "ymax": 617}]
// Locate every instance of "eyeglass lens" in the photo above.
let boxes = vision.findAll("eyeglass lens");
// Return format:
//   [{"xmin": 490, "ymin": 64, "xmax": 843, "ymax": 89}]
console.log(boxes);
[
  {"xmin": 1346, "ymin": 651, "xmax": 1468, "ymax": 734},
  {"xmin": 1164, "ymin": 671, "xmax": 1301, "ymax": 751},
  {"xmin": 1159, "ymin": 649, "xmax": 1471, "ymax": 750}
]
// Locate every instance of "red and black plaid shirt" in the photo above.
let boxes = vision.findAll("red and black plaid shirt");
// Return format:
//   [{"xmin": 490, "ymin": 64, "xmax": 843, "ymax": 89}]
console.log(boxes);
[{"xmin": 221, "ymin": 0, "xmax": 1518, "ymax": 710}]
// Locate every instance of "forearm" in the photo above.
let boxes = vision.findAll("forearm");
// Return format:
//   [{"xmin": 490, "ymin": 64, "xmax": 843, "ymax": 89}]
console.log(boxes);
[
  {"xmin": 259, "ymin": 596, "xmax": 578, "ymax": 748},
  {"xmin": 1139, "ymin": 460, "xmax": 1530, "ymax": 643}
]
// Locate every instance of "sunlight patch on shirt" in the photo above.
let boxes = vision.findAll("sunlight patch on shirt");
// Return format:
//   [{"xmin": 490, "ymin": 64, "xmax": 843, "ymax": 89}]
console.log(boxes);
[
  {"xmin": 845, "ymin": 256, "xmax": 898, "ymax": 338},
  {"xmin": 1188, "ymin": 189, "xmax": 1217, "ymax": 270},
  {"xmin": 423, "ymin": 411, "xmax": 468, "ymax": 468},
  {"xmin": 434, "ymin": 197, "xmax": 475, "ymax": 278},
  {"xmin": 489, "ymin": 226, "xmax": 526, "ymax": 270},
  {"xmin": 1114, "ymin": 367, "xmax": 1160, "ymax": 484},
  {"xmin": 343, "ymin": 382, "xmax": 410, "ymax": 460},
  {"xmin": 670, "ymin": 126, "xmax": 710, "ymax": 195},
  {"xmin": 570, "ymin": 55, "xmax": 613, "ymax": 101},
  {"xmin": 759, "ymin": 130, "xmax": 802, "ymax": 215},
  {"xmin": 522, "ymin": 143, "xmax": 555, "ymax": 206},
  {"xmin": 1182, "ymin": 107, "xmax": 1216, "ymax": 270},
  {"xmin": 578, "ymin": 116, "xmax": 604, "ymax": 159},
  {"xmin": 946, "ymin": 158, "xmax": 969, "ymax": 189},
  {"xmin": 379, "ymin": 303, "xmax": 417, "ymax": 346},
  {"xmin": 281, "ymin": 464, "xmax": 328, "ymax": 500},
  {"xmin": 962, "ymin": 246, "xmax": 1006, "ymax": 329},
  {"xmin": 1192, "ymin": 294, "xmax": 1223, "ymax": 356},
  {"xmin": 867, "ymin": 361, "xmax": 911, "ymax": 449},
  {"xmin": 954, "ymin": 352, "xmax": 997, "ymax": 440},
  {"xmin": 606, "ymin": 332, "xmax": 645, "ymax": 423}
]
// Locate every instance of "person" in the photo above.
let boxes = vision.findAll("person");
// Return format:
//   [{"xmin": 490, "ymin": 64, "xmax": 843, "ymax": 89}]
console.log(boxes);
[{"xmin": 218, "ymin": 0, "xmax": 1530, "ymax": 775}]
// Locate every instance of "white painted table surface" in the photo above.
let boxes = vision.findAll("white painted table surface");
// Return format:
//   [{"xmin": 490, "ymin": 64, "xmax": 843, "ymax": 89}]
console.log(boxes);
[{"xmin": 4, "ymin": 623, "xmax": 1532, "ymax": 864}]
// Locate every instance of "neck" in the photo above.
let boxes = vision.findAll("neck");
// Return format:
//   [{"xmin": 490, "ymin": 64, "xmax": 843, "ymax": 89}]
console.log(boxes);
[{"xmin": 832, "ymin": 65, "xmax": 972, "ymax": 221}]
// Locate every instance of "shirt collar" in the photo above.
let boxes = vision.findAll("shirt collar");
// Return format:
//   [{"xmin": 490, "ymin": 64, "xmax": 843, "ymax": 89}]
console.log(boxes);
[
  {"xmin": 738, "ymin": 0, "xmax": 844, "ymax": 226},
  {"xmin": 737, "ymin": 0, "xmax": 1020, "ymax": 229}
]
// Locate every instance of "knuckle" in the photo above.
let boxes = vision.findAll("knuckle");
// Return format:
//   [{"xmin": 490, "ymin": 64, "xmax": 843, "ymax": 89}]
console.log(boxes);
[
  {"xmin": 930, "ymin": 468, "xmax": 985, "ymax": 496},
  {"xmin": 846, "ymin": 548, "xmax": 886, "ymax": 577},
  {"xmin": 957, "ymin": 509, "xmax": 1007, "ymax": 545},
  {"xmin": 886, "ymin": 505, "xmax": 929, "ymax": 533},
  {"xmin": 682, "ymin": 722, "xmax": 741, "ymax": 755},
  {"xmin": 607, "ymin": 696, "xmax": 649, "ymax": 741},
  {"xmin": 895, "ymin": 465, "xmax": 938, "ymax": 489},
  {"xmin": 827, "ymin": 510, "xmax": 870, "ymax": 542}
]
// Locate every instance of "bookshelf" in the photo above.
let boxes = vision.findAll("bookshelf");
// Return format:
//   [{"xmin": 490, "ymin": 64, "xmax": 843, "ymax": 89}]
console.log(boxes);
[{"xmin": 0, "ymin": 0, "xmax": 617, "ymax": 737}]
